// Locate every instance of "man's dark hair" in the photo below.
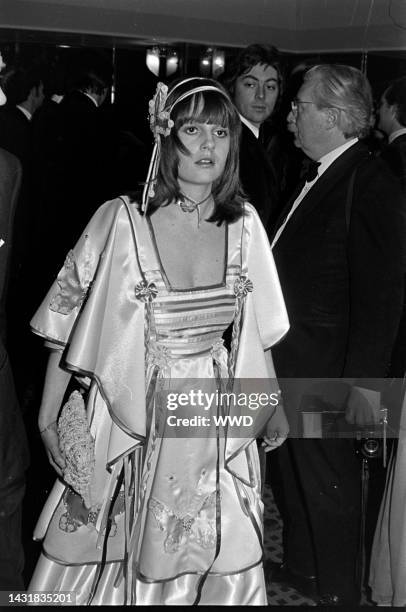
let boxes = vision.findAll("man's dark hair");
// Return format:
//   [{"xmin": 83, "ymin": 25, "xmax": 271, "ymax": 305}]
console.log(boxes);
[
  {"xmin": 221, "ymin": 44, "xmax": 284, "ymax": 99},
  {"xmin": 384, "ymin": 76, "xmax": 406, "ymax": 127},
  {"xmin": 68, "ymin": 50, "xmax": 112, "ymax": 95},
  {"xmin": 1, "ymin": 63, "xmax": 45, "ymax": 105}
]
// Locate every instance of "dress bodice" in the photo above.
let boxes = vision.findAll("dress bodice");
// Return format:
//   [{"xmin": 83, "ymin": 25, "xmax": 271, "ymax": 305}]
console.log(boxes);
[
  {"xmin": 143, "ymin": 217, "xmax": 241, "ymax": 363},
  {"xmin": 145, "ymin": 266, "xmax": 239, "ymax": 360}
]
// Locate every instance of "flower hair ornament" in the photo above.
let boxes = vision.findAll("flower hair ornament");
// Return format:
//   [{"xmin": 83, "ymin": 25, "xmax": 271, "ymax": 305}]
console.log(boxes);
[{"xmin": 141, "ymin": 77, "xmax": 232, "ymax": 214}]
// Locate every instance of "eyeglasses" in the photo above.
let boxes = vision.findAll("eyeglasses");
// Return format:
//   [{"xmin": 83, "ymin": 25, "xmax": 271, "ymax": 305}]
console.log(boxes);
[{"xmin": 290, "ymin": 98, "xmax": 316, "ymax": 114}]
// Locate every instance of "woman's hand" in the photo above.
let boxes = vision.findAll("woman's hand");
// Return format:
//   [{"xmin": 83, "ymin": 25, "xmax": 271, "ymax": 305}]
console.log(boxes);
[
  {"xmin": 37, "ymin": 349, "xmax": 71, "ymax": 477},
  {"xmin": 40, "ymin": 421, "xmax": 66, "ymax": 477},
  {"xmin": 261, "ymin": 404, "xmax": 289, "ymax": 452}
]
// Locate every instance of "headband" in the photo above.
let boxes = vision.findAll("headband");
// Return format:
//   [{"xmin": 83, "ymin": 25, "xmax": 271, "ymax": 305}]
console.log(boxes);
[{"xmin": 141, "ymin": 78, "xmax": 232, "ymax": 213}]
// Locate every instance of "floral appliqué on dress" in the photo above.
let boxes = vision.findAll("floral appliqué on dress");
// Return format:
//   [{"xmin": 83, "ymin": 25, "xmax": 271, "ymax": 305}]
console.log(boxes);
[
  {"xmin": 49, "ymin": 236, "xmax": 93, "ymax": 315},
  {"xmin": 148, "ymin": 489, "xmax": 218, "ymax": 553},
  {"xmin": 59, "ymin": 488, "xmax": 125, "ymax": 536}
]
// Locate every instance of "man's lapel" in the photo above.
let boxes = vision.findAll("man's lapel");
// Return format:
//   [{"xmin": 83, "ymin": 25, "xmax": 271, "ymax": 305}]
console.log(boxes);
[
  {"xmin": 273, "ymin": 142, "xmax": 370, "ymax": 244},
  {"xmin": 270, "ymin": 178, "xmax": 306, "ymax": 240}
]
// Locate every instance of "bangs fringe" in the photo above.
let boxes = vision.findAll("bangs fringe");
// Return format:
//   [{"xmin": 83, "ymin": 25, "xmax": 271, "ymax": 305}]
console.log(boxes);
[{"xmin": 174, "ymin": 91, "xmax": 235, "ymax": 129}]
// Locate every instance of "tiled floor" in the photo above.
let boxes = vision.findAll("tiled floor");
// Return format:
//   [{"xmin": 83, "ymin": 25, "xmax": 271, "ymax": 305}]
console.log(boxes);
[
  {"xmin": 263, "ymin": 484, "xmax": 317, "ymax": 606},
  {"xmin": 263, "ymin": 484, "xmax": 372, "ymax": 607}
]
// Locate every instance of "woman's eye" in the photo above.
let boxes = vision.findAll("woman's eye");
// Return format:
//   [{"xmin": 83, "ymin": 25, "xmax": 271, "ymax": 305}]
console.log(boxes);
[
  {"xmin": 214, "ymin": 128, "xmax": 228, "ymax": 138},
  {"xmin": 184, "ymin": 125, "xmax": 198, "ymax": 135}
]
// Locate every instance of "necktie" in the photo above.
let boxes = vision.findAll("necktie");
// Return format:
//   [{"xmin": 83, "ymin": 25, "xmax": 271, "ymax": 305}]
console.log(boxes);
[{"xmin": 300, "ymin": 159, "xmax": 321, "ymax": 183}]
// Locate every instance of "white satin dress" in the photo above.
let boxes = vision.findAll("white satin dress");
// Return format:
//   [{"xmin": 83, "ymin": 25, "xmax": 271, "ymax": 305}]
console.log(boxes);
[{"xmin": 28, "ymin": 202, "xmax": 278, "ymax": 605}]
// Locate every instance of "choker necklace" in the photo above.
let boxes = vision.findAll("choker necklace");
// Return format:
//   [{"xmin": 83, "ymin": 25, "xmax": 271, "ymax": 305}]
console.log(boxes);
[{"xmin": 176, "ymin": 192, "xmax": 212, "ymax": 227}]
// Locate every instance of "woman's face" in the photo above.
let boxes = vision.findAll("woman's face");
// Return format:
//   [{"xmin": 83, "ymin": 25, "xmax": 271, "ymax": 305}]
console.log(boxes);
[{"xmin": 176, "ymin": 121, "xmax": 230, "ymax": 191}]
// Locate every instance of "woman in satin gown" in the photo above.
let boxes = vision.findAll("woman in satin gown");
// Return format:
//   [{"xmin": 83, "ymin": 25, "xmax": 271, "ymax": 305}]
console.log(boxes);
[{"xmin": 28, "ymin": 77, "xmax": 290, "ymax": 605}]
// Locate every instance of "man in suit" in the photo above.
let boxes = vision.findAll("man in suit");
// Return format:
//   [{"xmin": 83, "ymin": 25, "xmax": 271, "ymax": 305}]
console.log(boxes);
[
  {"xmin": 0, "ymin": 64, "xmax": 45, "ymax": 163},
  {"xmin": 378, "ymin": 77, "xmax": 406, "ymax": 380},
  {"xmin": 0, "ymin": 64, "xmax": 46, "ymax": 403},
  {"xmin": 269, "ymin": 64, "xmax": 406, "ymax": 605},
  {"xmin": 221, "ymin": 44, "xmax": 284, "ymax": 230},
  {"xmin": 0, "ymin": 55, "xmax": 30, "ymax": 590},
  {"xmin": 0, "ymin": 63, "xmax": 45, "ymax": 261},
  {"xmin": 48, "ymin": 51, "xmax": 114, "ymax": 271},
  {"xmin": 378, "ymin": 76, "xmax": 406, "ymax": 189}
]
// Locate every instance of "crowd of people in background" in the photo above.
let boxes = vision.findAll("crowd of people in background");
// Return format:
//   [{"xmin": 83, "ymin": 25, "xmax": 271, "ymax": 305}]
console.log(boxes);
[{"xmin": 0, "ymin": 41, "xmax": 405, "ymax": 605}]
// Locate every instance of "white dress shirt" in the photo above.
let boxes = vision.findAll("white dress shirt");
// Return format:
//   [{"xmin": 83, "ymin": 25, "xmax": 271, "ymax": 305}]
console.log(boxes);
[
  {"xmin": 271, "ymin": 138, "xmax": 358, "ymax": 247},
  {"xmin": 239, "ymin": 114, "xmax": 259, "ymax": 139}
]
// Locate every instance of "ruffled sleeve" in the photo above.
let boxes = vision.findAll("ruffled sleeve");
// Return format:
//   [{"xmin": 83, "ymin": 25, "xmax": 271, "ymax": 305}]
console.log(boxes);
[
  {"xmin": 31, "ymin": 199, "xmax": 122, "ymax": 346},
  {"xmin": 225, "ymin": 204, "xmax": 289, "ymax": 484},
  {"xmin": 243, "ymin": 203, "xmax": 289, "ymax": 351}
]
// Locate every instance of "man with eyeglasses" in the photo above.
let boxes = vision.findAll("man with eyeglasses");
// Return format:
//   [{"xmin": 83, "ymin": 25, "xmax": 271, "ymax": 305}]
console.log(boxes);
[{"xmin": 268, "ymin": 64, "xmax": 406, "ymax": 606}]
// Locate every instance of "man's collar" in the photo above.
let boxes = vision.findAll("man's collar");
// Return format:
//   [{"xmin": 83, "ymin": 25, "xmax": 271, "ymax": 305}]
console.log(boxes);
[
  {"xmin": 80, "ymin": 90, "xmax": 98, "ymax": 107},
  {"xmin": 239, "ymin": 114, "xmax": 260, "ymax": 139},
  {"xmin": 317, "ymin": 138, "xmax": 358, "ymax": 165},
  {"xmin": 389, "ymin": 127, "xmax": 406, "ymax": 144},
  {"xmin": 316, "ymin": 138, "xmax": 359, "ymax": 177},
  {"xmin": 16, "ymin": 105, "xmax": 32, "ymax": 121}
]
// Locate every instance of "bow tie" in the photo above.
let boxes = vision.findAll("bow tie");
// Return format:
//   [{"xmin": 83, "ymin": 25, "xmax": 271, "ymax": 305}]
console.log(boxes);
[{"xmin": 300, "ymin": 159, "xmax": 321, "ymax": 183}]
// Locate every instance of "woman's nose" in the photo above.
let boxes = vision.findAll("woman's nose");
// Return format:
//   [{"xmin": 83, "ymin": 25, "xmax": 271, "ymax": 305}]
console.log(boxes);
[{"xmin": 201, "ymin": 131, "xmax": 215, "ymax": 149}]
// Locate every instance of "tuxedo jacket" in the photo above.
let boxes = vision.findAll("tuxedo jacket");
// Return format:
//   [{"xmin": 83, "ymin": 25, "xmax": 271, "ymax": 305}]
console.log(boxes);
[
  {"xmin": 239, "ymin": 124, "xmax": 279, "ymax": 230},
  {"xmin": 0, "ymin": 148, "xmax": 29, "ymax": 491},
  {"xmin": 271, "ymin": 141, "xmax": 406, "ymax": 380}
]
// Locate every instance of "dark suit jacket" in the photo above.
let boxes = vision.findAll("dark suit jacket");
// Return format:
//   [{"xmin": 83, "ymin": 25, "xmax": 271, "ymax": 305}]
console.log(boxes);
[
  {"xmin": 50, "ymin": 90, "xmax": 115, "ymax": 255},
  {"xmin": 271, "ymin": 141, "xmax": 406, "ymax": 381},
  {"xmin": 0, "ymin": 107, "xmax": 37, "ymax": 315},
  {"xmin": 0, "ymin": 148, "xmax": 29, "ymax": 493},
  {"xmin": 0, "ymin": 149, "xmax": 21, "ymax": 342},
  {"xmin": 239, "ymin": 123, "xmax": 279, "ymax": 230},
  {"xmin": 382, "ymin": 134, "xmax": 406, "ymax": 377},
  {"xmin": 381, "ymin": 133, "xmax": 406, "ymax": 190},
  {"xmin": 0, "ymin": 105, "xmax": 31, "ymax": 164}
]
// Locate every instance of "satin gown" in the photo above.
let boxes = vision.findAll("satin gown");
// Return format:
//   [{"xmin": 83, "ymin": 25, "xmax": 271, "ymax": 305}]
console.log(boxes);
[
  {"xmin": 369, "ymin": 389, "xmax": 406, "ymax": 607},
  {"xmin": 28, "ymin": 202, "xmax": 277, "ymax": 605}
]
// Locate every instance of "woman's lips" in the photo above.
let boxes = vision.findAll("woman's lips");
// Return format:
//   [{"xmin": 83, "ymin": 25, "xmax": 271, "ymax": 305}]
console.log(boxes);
[{"xmin": 195, "ymin": 158, "xmax": 215, "ymax": 165}]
